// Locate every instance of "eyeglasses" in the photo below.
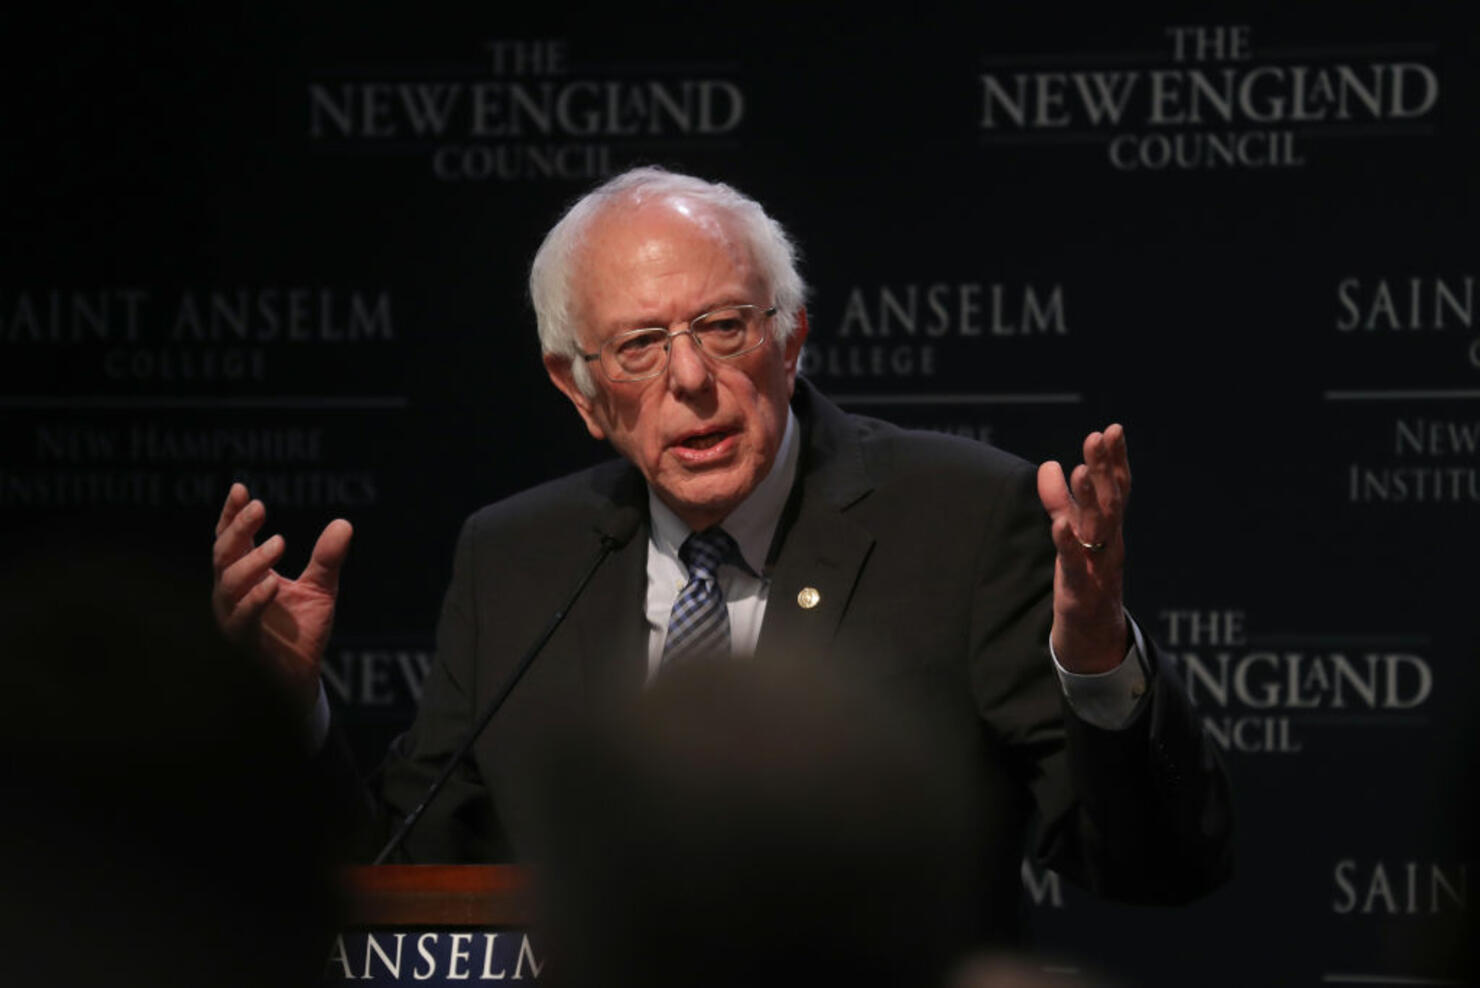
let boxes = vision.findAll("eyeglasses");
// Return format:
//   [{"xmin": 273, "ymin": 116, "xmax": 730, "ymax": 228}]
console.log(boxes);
[{"xmin": 579, "ymin": 304, "xmax": 778, "ymax": 383}]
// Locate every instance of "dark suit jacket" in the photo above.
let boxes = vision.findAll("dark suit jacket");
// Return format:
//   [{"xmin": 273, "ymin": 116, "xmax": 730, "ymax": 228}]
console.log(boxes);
[{"xmin": 361, "ymin": 378, "xmax": 1231, "ymax": 934}]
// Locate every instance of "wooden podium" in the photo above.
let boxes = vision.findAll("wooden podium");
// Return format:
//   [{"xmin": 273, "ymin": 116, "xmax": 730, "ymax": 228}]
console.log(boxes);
[
  {"xmin": 341, "ymin": 865, "xmax": 533, "ymax": 926},
  {"xmin": 327, "ymin": 866, "xmax": 542, "ymax": 984}
]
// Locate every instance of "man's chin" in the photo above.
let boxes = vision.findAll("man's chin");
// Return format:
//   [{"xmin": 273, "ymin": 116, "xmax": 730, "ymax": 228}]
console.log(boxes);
[{"xmin": 659, "ymin": 478, "xmax": 750, "ymax": 531}]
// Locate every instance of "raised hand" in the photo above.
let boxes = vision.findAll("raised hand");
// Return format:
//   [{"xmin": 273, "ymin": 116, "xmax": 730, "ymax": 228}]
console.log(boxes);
[
  {"xmin": 211, "ymin": 482, "xmax": 353, "ymax": 712},
  {"xmin": 1036, "ymin": 425, "xmax": 1132, "ymax": 674}
]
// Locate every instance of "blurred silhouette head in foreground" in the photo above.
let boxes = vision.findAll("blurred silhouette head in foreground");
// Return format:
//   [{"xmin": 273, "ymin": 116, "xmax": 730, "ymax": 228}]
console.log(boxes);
[{"xmin": 531, "ymin": 659, "xmax": 1000, "ymax": 988}]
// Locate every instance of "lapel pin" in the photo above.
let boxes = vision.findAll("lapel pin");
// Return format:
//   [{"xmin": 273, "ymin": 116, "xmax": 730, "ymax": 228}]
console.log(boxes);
[{"xmin": 797, "ymin": 587, "xmax": 821, "ymax": 609}]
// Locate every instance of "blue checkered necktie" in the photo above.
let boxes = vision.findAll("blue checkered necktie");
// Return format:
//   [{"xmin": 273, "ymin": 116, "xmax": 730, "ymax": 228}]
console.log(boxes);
[{"xmin": 661, "ymin": 527, "xmax": 740, "ymax": 666}]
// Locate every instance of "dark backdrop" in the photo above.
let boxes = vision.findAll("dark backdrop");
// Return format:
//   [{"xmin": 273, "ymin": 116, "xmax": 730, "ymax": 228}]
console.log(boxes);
[{"xmin": 6, "ymin": 4, "xmax": 1477, "ymax": 984}]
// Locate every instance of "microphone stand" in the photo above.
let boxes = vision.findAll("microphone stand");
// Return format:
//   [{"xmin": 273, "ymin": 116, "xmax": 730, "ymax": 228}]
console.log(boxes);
[{"xmin": 373, "ymin": 530, "xmax": 629, "ymax": 865}]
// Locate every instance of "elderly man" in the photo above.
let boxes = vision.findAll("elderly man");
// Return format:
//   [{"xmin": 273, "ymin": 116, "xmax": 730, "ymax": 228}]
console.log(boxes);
[{"xmin": 212, "ymin": 168, "xmax": 1229, "ymax": 935}]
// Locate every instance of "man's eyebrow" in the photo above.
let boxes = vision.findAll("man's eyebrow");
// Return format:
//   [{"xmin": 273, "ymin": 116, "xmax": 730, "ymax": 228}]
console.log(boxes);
[
  {"xmin": 606, "ymin": 316, "xmax": 662, "ymax": 333},
  {"xmin": 696, "ymin": 298, "xmax": 754, "ymax": 313},
  {"xmin": 607, "ymin": 298, "xmax": 755, "ymax": 333}
]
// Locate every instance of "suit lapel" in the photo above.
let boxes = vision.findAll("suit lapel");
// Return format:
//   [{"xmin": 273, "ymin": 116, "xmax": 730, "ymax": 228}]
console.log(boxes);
[
  {"xmin": 755, "ymin": 379, "xmax": 876, "ymax": 664},
  {"xmin": 755, "ymin": 505, "xmax": 874, "ymax": 663}
]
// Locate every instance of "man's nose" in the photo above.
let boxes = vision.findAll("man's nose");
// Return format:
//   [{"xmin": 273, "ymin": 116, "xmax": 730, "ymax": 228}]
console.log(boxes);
[{"xmin": 665, "ymin": 331, "xmax": 712, "ymax": 395}]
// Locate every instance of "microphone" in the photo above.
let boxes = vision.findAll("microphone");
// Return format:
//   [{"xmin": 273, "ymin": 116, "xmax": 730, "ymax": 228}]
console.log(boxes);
[
  {"xmin": 596, "ymin": 503, "xmax": 642, "ymax": 552},
  {"xmin": 372, "ymin": 506, "xmax": 642, "ymax": 864}
]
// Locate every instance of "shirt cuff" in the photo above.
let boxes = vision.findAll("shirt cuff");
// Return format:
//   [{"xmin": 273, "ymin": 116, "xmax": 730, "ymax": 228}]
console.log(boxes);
[
  {"xmin": 308, "ymin": 679, "xmax": 331, "ymax": 752},
  {"xmin": 1050, "ymin": 613, "xmax": 1150, "ymax": 731}
]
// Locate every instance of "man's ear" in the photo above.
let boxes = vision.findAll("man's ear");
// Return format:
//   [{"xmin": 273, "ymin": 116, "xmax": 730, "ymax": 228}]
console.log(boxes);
[
  {"xmin": 781, "ymin": 308, "xmax": 809, "ymax": 395},
  {"xmin": 544, "ymin": 353, "xmax": 608, "ymax": 441}
]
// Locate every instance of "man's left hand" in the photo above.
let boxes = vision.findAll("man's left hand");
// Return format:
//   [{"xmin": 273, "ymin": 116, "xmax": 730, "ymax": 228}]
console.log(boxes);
[{"xmin": 1036, "ymin": 424, "xmax": 1132, "ymax": 674}]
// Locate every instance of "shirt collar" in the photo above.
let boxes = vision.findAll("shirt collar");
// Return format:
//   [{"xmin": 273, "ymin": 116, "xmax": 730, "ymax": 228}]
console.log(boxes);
[{"xmin": 647, "ymin": 408, "xmax": 799, "ymax": 576}]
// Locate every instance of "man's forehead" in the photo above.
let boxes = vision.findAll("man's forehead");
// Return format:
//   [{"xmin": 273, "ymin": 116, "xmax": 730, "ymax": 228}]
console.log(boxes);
[{"xmin": 572, "ymin": 197, "xmax": 763, "ymax": 318}]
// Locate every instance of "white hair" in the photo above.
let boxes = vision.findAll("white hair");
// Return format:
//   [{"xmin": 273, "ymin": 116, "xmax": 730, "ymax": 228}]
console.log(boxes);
[{"xmin": 530, "ymin": 167, "xmax": 808, "ymax": 395}]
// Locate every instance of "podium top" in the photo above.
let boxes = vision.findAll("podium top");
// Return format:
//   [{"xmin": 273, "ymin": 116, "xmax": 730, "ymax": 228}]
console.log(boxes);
[{"xmin": 340, "ymin": 865, "xmax": 532, "ymax": 927}]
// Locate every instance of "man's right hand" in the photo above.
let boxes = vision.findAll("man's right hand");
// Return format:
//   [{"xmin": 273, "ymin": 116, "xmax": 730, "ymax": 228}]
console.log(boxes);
[{"xmin": 211, "ymin": 482, "xmax": 353, "ymax": 714}]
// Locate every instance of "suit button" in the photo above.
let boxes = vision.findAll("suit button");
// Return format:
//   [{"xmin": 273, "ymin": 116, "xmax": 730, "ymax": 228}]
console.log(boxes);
[{"xmin": 797, "ymin": 587, "xmax": 821, "ymax": 609}]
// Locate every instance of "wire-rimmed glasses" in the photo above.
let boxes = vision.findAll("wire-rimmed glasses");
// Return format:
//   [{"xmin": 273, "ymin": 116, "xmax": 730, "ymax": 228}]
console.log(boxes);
[{"xmin": 579, "ymin": 304, "xmax": 778, "ymax": 382}]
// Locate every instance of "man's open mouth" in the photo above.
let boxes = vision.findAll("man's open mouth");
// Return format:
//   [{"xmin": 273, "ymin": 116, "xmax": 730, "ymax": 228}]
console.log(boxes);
[{"xmin": 678, "ymin": 430, "xmax": 731, "ymax": 450}]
